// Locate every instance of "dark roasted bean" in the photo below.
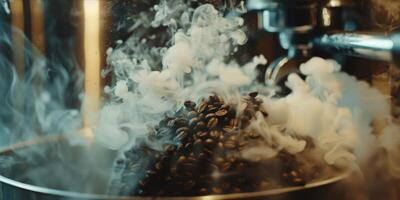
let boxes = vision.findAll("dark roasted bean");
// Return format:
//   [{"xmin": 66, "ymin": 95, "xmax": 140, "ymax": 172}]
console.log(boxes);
[
  {"xmin": 204, "ymin": 138, "xmax": 215, "ymax": 146},
  {"xmin": 249, "ymin": 91, "xmax": 258, "ymax": 98},
  {"xmin": 222, "ymin": 162, "xmax": 232, "ymax": 171},
  {"xmin": 198, "ymin": 101, "xmax": 207, "ymax": 113},
  {"xmin": 184, "ymin": 100, "xmax": 196, "ymax": 109},
  {"xmin": 167, "ymin": 119, "xmax": 176, "ymax": 127},
  {"xmin": 217, "ymin": 142, "xmax": 224, "ymax": 149},
  {"xmin": 193, "ymin": 121, "xmax": 206, "ymax": 131},
  {"xmin": 215, "ymin": 109, "xmax": 228, "ymax": 117},
  {"xmin": 175, "ymin": 131, "xmax": 188, "ymax": 141},
  {"xmin": 205, "ymin": 113, "xmax": 216, "ymax": 119},
  {"xmin": 225, "ymin": 140, "xmax": 236, "ymax": 149},
  {"xmin": 188, "ymin": 110, "xmax": 198, "ymax": 118},
  {"xmin": 189, "ymin": 117, "xmax": 200, "ymax": 127},
  {"xmin": 207, "ymin": 105, "xmax": 219, "ymax": 113},
  {"xmin": 196, "ymin": 131, "xmax": 209, "ymax": 139},
  {"xmin": 175, "ymin": 118, "xmax": 188, "ymax": 127},
  {"xmin": 207, "ymin": 117, "xmax": 218, "ymax": 128},
  {"xmin": 175, "ymin": 127, "xmax": 189, "ymax": 134}
]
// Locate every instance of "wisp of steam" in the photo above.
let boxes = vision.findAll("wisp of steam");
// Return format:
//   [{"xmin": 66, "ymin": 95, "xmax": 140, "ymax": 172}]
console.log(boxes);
[{"xmin": 99, "ymin": 0, "xmax": 400, "ymax": 191}]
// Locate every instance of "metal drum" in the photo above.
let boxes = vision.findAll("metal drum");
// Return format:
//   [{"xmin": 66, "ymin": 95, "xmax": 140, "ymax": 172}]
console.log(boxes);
[{"xmin": 0, "ymin": 135, "xmax": 348, "ymax": 200}]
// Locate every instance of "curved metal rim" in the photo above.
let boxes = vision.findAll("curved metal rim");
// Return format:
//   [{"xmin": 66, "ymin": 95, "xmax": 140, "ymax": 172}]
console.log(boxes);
[{"xmin": 0, "ymin": 135, "xmax": 349, "ymax": 200}]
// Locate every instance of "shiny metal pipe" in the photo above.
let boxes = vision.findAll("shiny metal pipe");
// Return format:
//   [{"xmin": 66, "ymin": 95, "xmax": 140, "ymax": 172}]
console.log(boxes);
[{"xmin": 313, "ymin": 33, "xmax": 400, "ymax": 66}]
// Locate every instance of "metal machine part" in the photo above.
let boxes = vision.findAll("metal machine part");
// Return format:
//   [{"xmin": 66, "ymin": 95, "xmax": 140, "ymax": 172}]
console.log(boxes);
[{"xmin": 246, "ymin": 0, "xmax": 400, "ymax": 85}]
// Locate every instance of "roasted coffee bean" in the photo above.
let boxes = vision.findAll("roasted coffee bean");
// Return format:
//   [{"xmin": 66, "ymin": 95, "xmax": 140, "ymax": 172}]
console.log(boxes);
[
  {"xmin": 229, "ymin": 119, "xmax": 239, "ymax": 127},
  {"xmin": 155, "ymin": 162, "xmax": 162, "ymax": 171},
  {"xmin": 184, "ymin": 142, "xmax": 192, "ymax": 150},
  {"xmin": 198, "ymin": 101, "xmax": 207, "ymax": 113},
  {"xmin": 119, "ymin": 95, "xmax": 314, "ymax": 196},
  {"xmin": 205, "ymin": 113, "xmax": 216, "ymax": 119},
  {"xmin": 193, "ymin": 121, "xmax": 206, "ymax": 131},
  {"xmin": 223, "ymin": 125, "xmax": 234, "ymax": 133},
  {"xmin": 249, "ymin": 132, "xmax": 260, "ymax": 139},
  {"xmin": 189, "ymin": 117, "xmax": 200, "ymax": 127},
  {"xmin": 188, "ymin": 110, "xmax": 198, "ymax": 118},
  {"xmin": 224, "ymin": 140, "xmax": 237, "ymax": 149},
  {"xmin": 222, "ymin": 162, "xmax": 232, "ymax": 172},
  {"xmin": 184, "ymin": 100, "xmax": 196, "ymax": 109},
  {"xmin": 175, "ymin": 127, "xmax": 189, "ymax": 135},
  {"xmin": 215, "ymin": 109, "xmax": 228, "ymax": 117},
  {"xmin": 207, "ymin": 105, "xmax": 219, "ymax": 113},
  {"xmin": 204, "ymin": 138, "xmax": 215, "ymax": 146},
  {"xmin": 177, "ymin": 156, "xmax": 187, "ymax": 165},
  {"xmin": 207, "ymin": 117, "xmax": 219, "ymax": 128},
  {"xmin": 196, "ymin": 131, "xmax": 209, "ymax": 139},
  {"xmin": 249, "ymin": 91, "xmax": 258, "ymax": 98},
  {"xmin": 215, "ymin": 157, "xmax": 224, "ymax": 164},
  {"xmin": 217, "ymin": 142, "xmax": 224, "ymax": 149},
  {"xmin": 210, "ymin": 130, "xmax": 221, "ymax": 138},
  {"xmin": 167, "ymin": 119, "xmax": 176, "ymax": 127},
  {"xmin": 174, "ymin": 118, "xmax": 188, "ymax": 127},
  {"xmin": 146, "ymin": 170, "xmax": 157, "ymax": 176}
]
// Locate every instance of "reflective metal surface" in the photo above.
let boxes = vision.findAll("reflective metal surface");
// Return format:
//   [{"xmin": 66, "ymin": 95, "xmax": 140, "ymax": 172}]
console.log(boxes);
[{"xmin": 0, "ymin": 135, "xmax": 349, "ymax": 200}]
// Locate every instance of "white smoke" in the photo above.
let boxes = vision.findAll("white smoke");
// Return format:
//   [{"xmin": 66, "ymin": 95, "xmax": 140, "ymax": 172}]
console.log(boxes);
[
  {"xmin": 99, "ymin": 2, "xmax": 400, "ymax": 182},
  {"xmin": 97, "ymin": 4, "xmax": 264, "ymax": 150}
]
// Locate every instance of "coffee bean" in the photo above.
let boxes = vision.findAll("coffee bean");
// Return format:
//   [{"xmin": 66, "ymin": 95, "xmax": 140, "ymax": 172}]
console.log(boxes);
[
  {"xmin": 207, "ymin": 105, "xmax": 219, "ymax": 113},
  {"xmin": 215, "ymin": 156, "xmax": 224, "ymax": 164},
  {"xmin": 174, "ymin": 118, "xmax": 188, "ymax": 127},
  {"xmin": 222, "ymin": 162, "xmax": 232, "ymax": 171},
  {"xmin": 217, "ymin": 142, "xmax": 224, "ymax": 149},
  {"xmin": 249, "ymin": 132, "xmax": 260, "ymax": 139},
  {"xmin": 175, "ymin": 127, "xmax": 189, "ymax": 135},
  {"xmin": 167, "ymin": 119, "xmax": 176, "ymax": 128},
  {"xmin": 189, "ymin": 117, "xmax": 200, "ymax": 127},
  {"xmin": 184, "ymin": 142, "xmax": 192, "ymax": 150},
  {"xmin": 198, "ymin": 101, "xmax": 207, "ymax": 113},
  {"xmin": 146, "ymin": 170, "xmax": 157, "ymax": 176},
  {"xmin": 175, "ymin": 131, "xmax": 188, "ymax": 141},
  {"xmin": 225, "ymin": 140, "xmax": 236, "ymax": 149},
  {"xmin": 205, "ymin": 138, "xmax": 215, "ymax": 146},
  {"xmin": 223, "ymin": 125, "xmax": 234, "ymax": 133},
  {"xmin": 207, "ymin": 117, "xmax": 219, "ymax": 128},
  {"xmin": 210, "ymin": 130, "xmax": 221, "ymax": 138},
  {"xmin": 205, "ymin": 113, "xmax": 216, "ymax": 119},
  {"xmin": 193, "ymin": 121, "xmax": 206, "ymax": 131},
  {"xmin": 249, "ymin": 91, "xmax": 258, "ymax": 98},
  {"xmin": 184, "ymin": 100, "xmax": 196, "ymax": 109},
  {"xmin": 196, "ymin": 131, "xmax": 209, "ymax": 139},
  {"xmin": 188, "ymin": 111, "xmax": 198, "ymax": 118},
  {"xmin": 177, "ymin": 156, "xmax": 186, "ymax": 165},
  {"xmin": 215, "ymin": 109, "xmax": 228, "ymax": 117}
]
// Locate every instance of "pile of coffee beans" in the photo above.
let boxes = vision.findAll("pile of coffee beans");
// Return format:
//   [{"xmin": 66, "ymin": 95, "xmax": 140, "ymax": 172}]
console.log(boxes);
[{"xmin": 109, "ymin": 93, "xmax": 309, "ymax": 196}]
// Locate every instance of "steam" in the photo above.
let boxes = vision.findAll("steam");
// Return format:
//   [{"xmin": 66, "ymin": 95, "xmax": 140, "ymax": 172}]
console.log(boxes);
[
  {"xmin": 0, "ymin": 26, "xmax": 82, "ymax": 148},
  {"xmin": 97, "ymin": 3, "xmax": 260, "ymax": 151},
  {"xmin": 1, "ymin": 0, "xmax": 9, "ymax": 14},
  {"xmin": 100, "ymin": 2, "xmax": 400, "ymax": 182}
]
